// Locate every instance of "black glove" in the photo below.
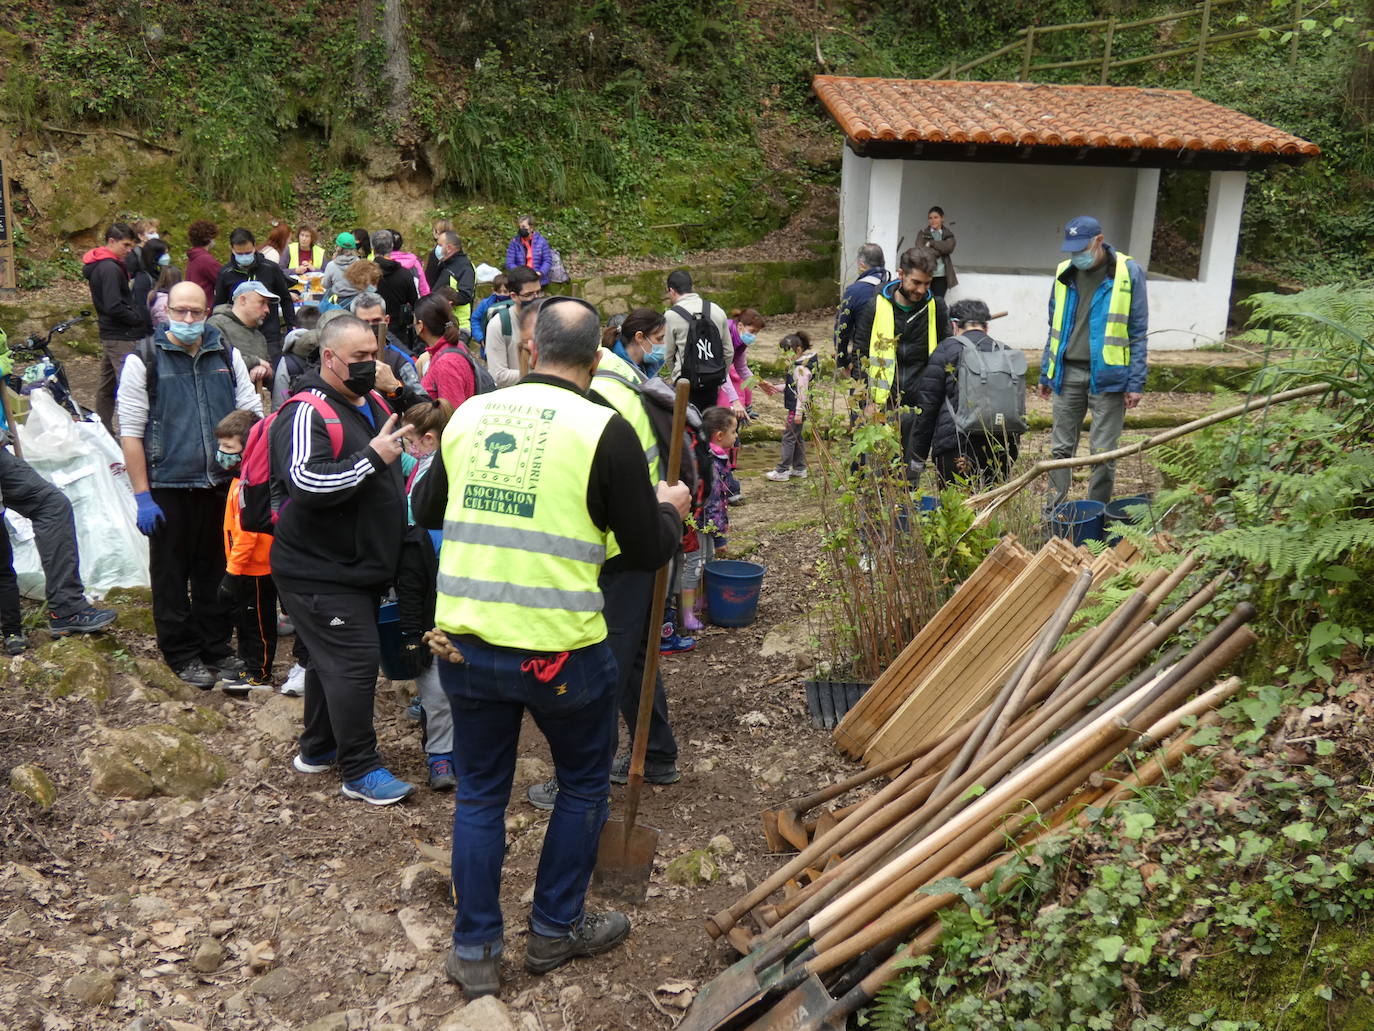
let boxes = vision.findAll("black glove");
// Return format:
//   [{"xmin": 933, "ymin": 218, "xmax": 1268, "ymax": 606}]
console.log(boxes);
[
  {"xmin": 397, "ymin": 631, "xmax": 433, "ymax": 678},
  {"xmin": 218, "ymin": 573, "xmax": 240, "ymax": 606}
]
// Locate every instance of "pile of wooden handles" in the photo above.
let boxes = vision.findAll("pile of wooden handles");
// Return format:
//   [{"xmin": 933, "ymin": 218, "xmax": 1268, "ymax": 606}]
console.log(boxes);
[{"xmin": 695, "ymin": 556, "xmax": 1255, "ymax": 1027}]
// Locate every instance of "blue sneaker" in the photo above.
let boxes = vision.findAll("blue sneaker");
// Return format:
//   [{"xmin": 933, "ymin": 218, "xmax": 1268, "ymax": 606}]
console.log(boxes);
[
  {"xmin": 292, "ymin": 751, "xmax": 337, "ymax": 774},
  {"xmin": 405, "ymin": 699, "xmax": 423, "ymax": 721},
  {"xmin": 49, "ymin": 606, "xmax": 117, "ymax": 636},
  {"xmin": 660, "ymin": 633, "xmax": 696, "ymax": 655},
  {"xmin": 427, "ymin": 755, "xmax": 457, "ymax": 791},
  {"xmin": 341, "ymin": 767, "xmax": 417, "ymax": 806}
]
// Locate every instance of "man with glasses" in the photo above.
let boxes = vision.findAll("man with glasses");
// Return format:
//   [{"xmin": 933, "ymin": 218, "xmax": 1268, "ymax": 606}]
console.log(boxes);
[
  {"xmin": 350, "ymin": 294, "xmax": 428, "ymax": 403},
  {"xmin": 83, "ymin": 223, "xmax": 146, "ymax": 433},
  {"xmin": 118, "ymin": 282, "xmax": 264, "ymax": 689},
  {"xmin": 483, "ymin": 266, "xmax": 542, "ymax": 387},
  {"xmin": 411, "ymin": 296, "xmax": 690, "ymax": 997}
]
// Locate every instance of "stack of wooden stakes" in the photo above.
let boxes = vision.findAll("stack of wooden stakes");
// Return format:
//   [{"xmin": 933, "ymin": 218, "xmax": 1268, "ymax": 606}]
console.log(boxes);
[{"xmin": 681, "ymin": 543, "xmax": 1258, "ymax": 1031}]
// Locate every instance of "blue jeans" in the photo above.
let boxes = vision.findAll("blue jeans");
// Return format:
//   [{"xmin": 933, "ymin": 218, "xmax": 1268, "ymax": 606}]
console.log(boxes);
[{"xmin": 438, "ymin": 638, "xmax": 618, "ymax": 958}]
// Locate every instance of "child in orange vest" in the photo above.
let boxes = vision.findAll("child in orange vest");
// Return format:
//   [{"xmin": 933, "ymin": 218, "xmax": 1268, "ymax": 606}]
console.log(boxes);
[{"xmin": 216, "ymin": 410, "xmax": 276, "ymax": 695}]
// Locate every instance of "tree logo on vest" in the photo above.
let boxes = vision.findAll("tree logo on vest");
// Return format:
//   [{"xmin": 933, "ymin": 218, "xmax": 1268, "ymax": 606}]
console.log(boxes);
[{"xmin": 461, "ymin": 406, "xmax": 555, "ymax": 518}]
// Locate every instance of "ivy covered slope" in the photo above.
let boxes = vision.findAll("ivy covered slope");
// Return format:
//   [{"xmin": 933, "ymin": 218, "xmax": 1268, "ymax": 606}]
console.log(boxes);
[
  {"xmin": 0, "ymin": 0, "xmax": 1370, "ymax": 283},
  {"xmin": 868, "ymin": 286, "xmax": 1374, "ymax": 1031}
]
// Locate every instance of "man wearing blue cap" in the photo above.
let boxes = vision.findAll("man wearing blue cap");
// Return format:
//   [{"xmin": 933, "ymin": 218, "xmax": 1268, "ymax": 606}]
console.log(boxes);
[{"xmin": 1038, "ymin": 215, "xmax": 1148, "ymax": 515}]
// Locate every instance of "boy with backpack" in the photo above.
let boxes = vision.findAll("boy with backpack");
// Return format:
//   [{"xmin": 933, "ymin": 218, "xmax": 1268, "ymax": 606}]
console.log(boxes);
[
  {"xmin": 469, "ymin": 273, "xmax": 510, "ymax": 352},
  {"xmin": 663, "ymin": 270, "xmax": 743, "ymax": 415},
  {"xmin": 763, "ymin": 331, "xmax": 819, "ymax": 482},
  {"xmin": 909, "ymin": 298, "xmax": 1028, "ymax": 489},
  {"xmin": 214, "ymin": 409, "xmax": 277, "ymax": 694}
]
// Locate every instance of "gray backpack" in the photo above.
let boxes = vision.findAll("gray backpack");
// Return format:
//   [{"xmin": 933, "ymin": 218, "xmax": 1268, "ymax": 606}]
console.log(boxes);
[{"xmin": 949, "ymin": 336, "xmax": 1029, "ymax": 438}]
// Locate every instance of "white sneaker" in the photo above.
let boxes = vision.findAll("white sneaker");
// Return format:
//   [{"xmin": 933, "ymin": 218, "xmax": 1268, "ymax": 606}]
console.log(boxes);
[
  {"xmin": 765, "ymin": 469, "xmax": 791, "ymax": 482},
  {"xmin": 281, "ymin": 662, "xmax": 307, "ymax": 697},
  {"xmin": 792, "ymin": 468, "xmax": 809, "ymax": 479}
]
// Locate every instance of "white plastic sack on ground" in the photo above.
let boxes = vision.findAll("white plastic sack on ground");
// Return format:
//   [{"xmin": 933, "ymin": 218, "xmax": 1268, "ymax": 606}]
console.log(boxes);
[
  {"xmin": 474, "ymin": 262, "xmax": 501, "ymax": 284},
  {"xmin": 9, "ymin": 390, "xmax": 149, "ymax": 599}
]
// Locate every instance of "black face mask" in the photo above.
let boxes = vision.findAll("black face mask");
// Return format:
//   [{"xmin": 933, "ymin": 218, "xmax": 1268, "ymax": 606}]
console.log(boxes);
[
  {"xmin": 518, "ymin": 227, "xmax": 531, "ymax": 238},
  {"xmin": 337, "ymin": 358, "xmax": 376, "ymax": 396}
]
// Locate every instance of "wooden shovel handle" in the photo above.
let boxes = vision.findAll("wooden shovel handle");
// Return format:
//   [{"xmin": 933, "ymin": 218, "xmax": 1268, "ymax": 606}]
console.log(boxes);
[{"xmin": 620, "ymin": 379, "xmax": 691, "ymax": 837}]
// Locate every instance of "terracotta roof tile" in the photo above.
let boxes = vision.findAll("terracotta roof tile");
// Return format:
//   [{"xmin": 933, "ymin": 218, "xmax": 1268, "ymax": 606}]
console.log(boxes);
[{"xmin": 813, "ymin": 76, "xmax": 1320, "ymax": 159}]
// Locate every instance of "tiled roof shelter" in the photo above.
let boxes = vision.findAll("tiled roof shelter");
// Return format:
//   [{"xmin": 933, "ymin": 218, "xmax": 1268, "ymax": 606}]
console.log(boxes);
[
  {"xmin": 814, "ymin": 76, "xmax": 1319, "ymax": 169},
  {"xmin": 817, "ymin": 76, "xmax": 1320, "ymax": 349}
]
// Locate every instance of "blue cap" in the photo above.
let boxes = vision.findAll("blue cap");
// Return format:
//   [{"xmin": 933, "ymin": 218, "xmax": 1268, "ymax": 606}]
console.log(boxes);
[{"xmin": 1061, "ymin": 215, "xmax": 1102, "ymax": 252}]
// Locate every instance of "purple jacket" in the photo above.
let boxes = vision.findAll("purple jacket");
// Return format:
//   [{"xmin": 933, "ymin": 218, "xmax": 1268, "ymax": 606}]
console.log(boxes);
[{"xmin": 504, "ymin": 231, "xmax": 552, "ymax": 285}]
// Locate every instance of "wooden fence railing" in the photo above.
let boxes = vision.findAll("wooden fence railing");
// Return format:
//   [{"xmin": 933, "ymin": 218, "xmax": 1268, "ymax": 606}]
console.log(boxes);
[{"xmin": 931, "ymin": 0, "xmax": 1310, "ymax": 88}]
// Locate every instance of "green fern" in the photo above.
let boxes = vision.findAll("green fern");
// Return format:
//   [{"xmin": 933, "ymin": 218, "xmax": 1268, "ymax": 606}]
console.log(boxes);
[{"xmin": 1196, "ymin": 518, "xmax": 1374, "ymax": 578}]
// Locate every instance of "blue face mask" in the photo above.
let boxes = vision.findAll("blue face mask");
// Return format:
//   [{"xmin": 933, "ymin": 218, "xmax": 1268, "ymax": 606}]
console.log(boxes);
[
  {"xmin": 434, "ymin": 245, "xmax": 443, "ymax": 260},
  {"xmin": 233, "ymin": 252, "xmax": 255, "ymax": 267},
  {"xmin": 215, "ymin": 449, "xmax": 242, "ymax": 470},
  {"xmin": 643, "ymin": 346, "xmax": 666, "ymax": 378},
  {"xmin": 1070, "ymin": 250, "xmax": 1098, "ymax": 271},
  {"xmin": 157, "ymin": 253, "xmax": 171, "ymax": 267},
  {"xmin": 740, "ymin": 331, "xmax": 757, "ymax": 346},
  {"xmin": 167, "ymin": 320, "xmax": 205, "ymax": 343}
]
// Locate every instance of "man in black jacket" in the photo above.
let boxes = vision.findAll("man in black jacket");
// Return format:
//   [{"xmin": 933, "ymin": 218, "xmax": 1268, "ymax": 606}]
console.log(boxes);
[
  {"xmin": 269, "ymin": 314, "xmax": 425, "ymax": 806},
  {"xmin": 432, "ymin": 231, "xmax": 476, "ymax": 312},
  {"xmin": 213, "ymin": 227, "xmax": 296, "ymax": 366},
  {"xmin": 83, "ymin": 223, "xmax": 145, "ymax": 432},
  {"xmin": 909, "ymin": 298, "xmax": 1021, "ymax": 488},
  {"xmin": 370, "ymin": 230, "xmax": 420, "ymax": 348},
  {"xmin": 851, "ymin": 247, "xmax": 951, "ymax": 473}
]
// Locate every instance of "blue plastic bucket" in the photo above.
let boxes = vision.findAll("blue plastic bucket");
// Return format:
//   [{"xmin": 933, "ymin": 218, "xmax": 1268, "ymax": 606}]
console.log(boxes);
[
  {"xmin": 704, "ymin": 560, "xmax": 766, "ymax": 627},
  {"xmin": 1051, "ymin": 500, "xmax": 1107, "ymax": 545},
  {"xmin": 1105, "ymin": 494, "xmax": 1154, "ymax": 544},
  {"xmin": 894, "ymin": 496, "xmax": 940, "ymax": 533},
  {"xmin": 376, "ymin": 601, "xmax": 410, "ymax": 679}
]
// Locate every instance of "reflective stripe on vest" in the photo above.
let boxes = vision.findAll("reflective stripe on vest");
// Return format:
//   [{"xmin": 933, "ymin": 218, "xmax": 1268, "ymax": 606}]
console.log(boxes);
[
  {"xmin": 434, "ymin": 381, "xmax": 615, "ymax": 651},
  {"xmin": 592, "ymin": 347, "xmax": 660, "ymax": 562},
  {"xmin": 868, "ymin": 293, "xmax": 936, "ymax": 407},
  {"xmin": 1047, "ymin": 253, "xmax": 1133, "ymax": 382}
]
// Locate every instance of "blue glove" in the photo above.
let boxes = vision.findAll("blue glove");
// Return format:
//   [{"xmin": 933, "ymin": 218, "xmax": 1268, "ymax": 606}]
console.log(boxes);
[{"xmin": 134, "ymin": 491, "xmax": 165, "ymax": 535}]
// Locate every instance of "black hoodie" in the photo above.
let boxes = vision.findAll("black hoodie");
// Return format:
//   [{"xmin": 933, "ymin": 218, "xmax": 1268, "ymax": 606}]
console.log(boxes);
[
  {"xmin": 81, "ymin": 247, "xmax": 145, "ymax": 340},
  {"xmin": 268, "ymin": 371, "xmax": 407, "ymax": 594}
]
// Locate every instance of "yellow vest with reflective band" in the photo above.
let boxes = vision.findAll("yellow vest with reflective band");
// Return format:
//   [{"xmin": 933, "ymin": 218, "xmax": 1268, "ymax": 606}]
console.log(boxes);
[
  {"xmin": 592, "ymin": 347, "xmax": 662, "ymax": 563},
  {"xmin": 434, "ymin": 381, "xmax": 615, "ymax": 651},
  {"xmin": 1046, "ymin": 253, "xmax": 1133, "ymax": 383},
  {"xmin": 868, "ymin": 292, "xmax": 936, "ymax": 407},
  {"xmin": 287, "ymin": 242, "xmax": 325, "ymax": 269}
]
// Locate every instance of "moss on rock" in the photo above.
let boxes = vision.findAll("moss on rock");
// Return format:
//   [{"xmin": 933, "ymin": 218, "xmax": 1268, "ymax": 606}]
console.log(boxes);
[
  {"xmin": 87, "ymin": 724, "xmax": 226, "ymax": 800},
  {"xmin": 29, "ymin": 636, "xmax": 113, "ymax": 705},
  {"xmin": 133, "ymin": 657, "xmax": 200, "ymax": 701},
  {"xmin": 10, "ymin": 763, "xmax": 58, "ymax": 807}
]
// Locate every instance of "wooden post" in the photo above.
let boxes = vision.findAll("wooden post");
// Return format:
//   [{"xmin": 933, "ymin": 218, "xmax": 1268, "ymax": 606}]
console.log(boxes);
[
  {"xmin": 1290, "ymin": 0, "xmax": 1303, "ymax": 67},
  {"xmin": 1100, "ymin": 18, "xmax": 1117, "ymax": 84},
  {"xmin": 0, "ymin": 153, "xmax": 15, "ymax": 294},
  {"xmin": 1194, "ymin": 0, "xmax": 1211, "ymax": 90},
  {"xmin": 1020, "ymin": 28, "xmax": 1036, "ymax": 80}
]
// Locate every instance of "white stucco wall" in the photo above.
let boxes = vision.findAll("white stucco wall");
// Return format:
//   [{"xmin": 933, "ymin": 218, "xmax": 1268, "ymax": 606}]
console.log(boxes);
[{"xmin": 838, "ymin": 147, "xmax": 1248, "ymax": 351}]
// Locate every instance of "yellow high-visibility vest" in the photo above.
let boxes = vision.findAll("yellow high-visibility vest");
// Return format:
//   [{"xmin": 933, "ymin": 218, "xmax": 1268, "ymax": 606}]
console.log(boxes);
[
  {"xmin": 434, "ymin": 380, "xmax": 615, "ymax": 651},
  {"xmin": 591, "ymin": 346, "xmax": 661, "ymax": 562},
  {"xmin": 868, "ymin": 292, "xmax": 936, "ymax": 406},
  {"xmin": 287, "ymin": 242, "xmax": 325, "ymax": 269},
  {"xmin": 1046, "ymin": 253, "xmax": 1133, "ymax": 382}
]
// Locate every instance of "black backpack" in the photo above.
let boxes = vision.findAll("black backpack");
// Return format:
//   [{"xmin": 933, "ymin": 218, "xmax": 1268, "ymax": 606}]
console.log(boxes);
[{"xmin": 671, "ymin": 300, "xmax": 728, "ymax": 392}]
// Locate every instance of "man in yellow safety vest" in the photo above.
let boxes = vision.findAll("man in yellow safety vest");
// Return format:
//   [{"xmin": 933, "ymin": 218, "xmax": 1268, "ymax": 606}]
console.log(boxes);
[
  {"xmin": 1038, "ymin": 215, "xmax": 1149, "ymax": 513},
  {"xmin": 410, "ymin": 296, "xmax": 690, "ymax": 999},
  {"xmin": 851, "ymin": 246, "xmax": 952, "ymax": 475}
]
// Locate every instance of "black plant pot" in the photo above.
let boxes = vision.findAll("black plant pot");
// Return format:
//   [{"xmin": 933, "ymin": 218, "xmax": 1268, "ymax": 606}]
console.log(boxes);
[{"xmin": 804, "ymin": 679, "xmax": 872, "ymax": 730}]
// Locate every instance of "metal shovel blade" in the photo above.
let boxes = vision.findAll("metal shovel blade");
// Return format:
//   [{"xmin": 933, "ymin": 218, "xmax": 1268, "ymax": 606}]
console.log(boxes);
[
  {"xmin": 592, "ymin": 818, "xmax": 660, "ymax": 905},
  {"xmin": 741, "ymin": 972, "xmax": 847, "ymax": 1031}
]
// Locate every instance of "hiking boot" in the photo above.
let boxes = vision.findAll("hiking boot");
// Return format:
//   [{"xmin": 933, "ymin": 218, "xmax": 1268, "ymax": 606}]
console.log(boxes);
[
  {"xmin": 281, "ymin": 662, "xmax": 307, "ymax": 697},
  {"xmin": 207, "ymin": 654, "xmax": 245, "ymax": 679},
  {"xmin": 524, "ymin": 911, "xmax": 630, "ymax": 974},
  {"xmin": 175, "ymin": 659, "xmax": 216, "ymax": 690},
  {"xmin": 428, "ymin": 754, "xmax": 457, "ymax": 791},
  {"xmin": 221, "ymin": 675, "xmax": 273, "ymax": 697},
  {"xmin": 526, "ymin": 776, "xmax": 558, "ymax": 812},
  {"xmin": 341, "ymin": 767, "xmax": 417, "ymax": 806},
  {"xmin": 659, "ymin": 633, "xmax": 696, "ymax": 654},
  {"xmin": 765, "ymin": 469, "xmax": 791, "ymax": 482},
  {"xmin": 49, "ymin": 606, "xmax": 117, "ymax": 636},
  {"xmin": 293, "ymin": 751, "xmax": 337, "ymax": 774},
  {"xmin": 445, "ymin": 945, "xmax": 500, "ymax": 998},
  {"xmin": 4, "ymin": 632, "xmax": 27, "ymax": 655},
  {"xmin": 610, "ymin": 754, "xmax": 681, "ymax": 786}
]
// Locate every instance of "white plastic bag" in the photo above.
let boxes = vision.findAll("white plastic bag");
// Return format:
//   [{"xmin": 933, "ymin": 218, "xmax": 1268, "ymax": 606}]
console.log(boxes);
[
  {"xmin": 474, "ymin": 262, "xmax": 501, "ymax": 284},
  {"xmin": 9, "ymin": 390, "xmax": 149, "ymax": 599}
]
